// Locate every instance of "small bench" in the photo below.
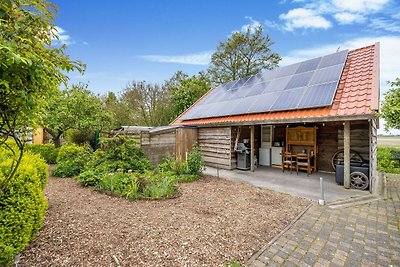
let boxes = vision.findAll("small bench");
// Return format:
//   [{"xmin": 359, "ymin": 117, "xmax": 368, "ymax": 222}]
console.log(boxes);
[{"xmin": 391, "ymin": 150, "xmax": 400, "ymax": 166}]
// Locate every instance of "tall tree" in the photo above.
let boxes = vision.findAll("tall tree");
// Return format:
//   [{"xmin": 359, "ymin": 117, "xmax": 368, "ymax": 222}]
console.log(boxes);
[
  {"xmin": 121, "ymin": 81, "xmax": 171, "ymax": 126},
  {"xmin": 0, "ymin": 0, "xmax": 83, "ymax": 191},
  {"xmin": 207, "ymin": 25, "xmax": 281, "ymax": 84},
  {"xmin": 103, "ymin": 92, "xmax": 132, "ymax": 128},
  {"xmin": 381, "ymin": 78, "xmax": 400, "ymax": 131},
  {"xmin": 42, "ymin": 84, "xmax": 112, "ymax": 147},
  {"xmin": 167, "ymin": 72, "xmax": 211, "ymax": 121}
]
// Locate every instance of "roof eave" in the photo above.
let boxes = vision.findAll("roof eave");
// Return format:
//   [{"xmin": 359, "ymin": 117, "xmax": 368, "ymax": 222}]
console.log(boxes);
[{"xmin": 180, "ymin": 113, "xmax": 377, "ymax": 127}]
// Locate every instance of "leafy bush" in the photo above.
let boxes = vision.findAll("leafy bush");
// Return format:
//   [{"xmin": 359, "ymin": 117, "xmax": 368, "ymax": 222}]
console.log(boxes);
[
  {"xmin": 186, "ymin": 145, "xmax": 204, "ymax": 176},
  {"xmin": 53, "ymin": 144, "xmax": 91, "ymax": 177},
  {"xmin": 141, "ymin": 172, "xmax": 177, "ymax": 199},
  {"xmin": 0, "ymin": 150, "xmax": 48, "ymax": 266},
  {"xmin": 377, "ymin": 147, "xmax": 400, "ymax": 174},
  {"xmin": 66, "ymin": 129, "xmax": 94, "ymax": 146},
  {"xmin": 26, "ymin": 144, "xmax": 59, "ymax": 164}
]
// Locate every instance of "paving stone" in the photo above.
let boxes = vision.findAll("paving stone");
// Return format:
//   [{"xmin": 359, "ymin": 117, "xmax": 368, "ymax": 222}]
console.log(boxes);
[{"xmin": 249, "ymin": 175, "xmax": 400, "ymax": 267}]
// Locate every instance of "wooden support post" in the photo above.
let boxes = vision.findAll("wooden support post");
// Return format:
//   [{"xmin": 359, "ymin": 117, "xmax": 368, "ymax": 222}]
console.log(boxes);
[
  {"xmin": 370, "ymin": 118, "xmax": 379, "ymax": 194},
  {"xmin": 250, "ymin": 125, "xmax": 255, "ymax": 172},
  {"xmin": 344, "ymin": 121, "xmax": 351, "ymax": 189}
]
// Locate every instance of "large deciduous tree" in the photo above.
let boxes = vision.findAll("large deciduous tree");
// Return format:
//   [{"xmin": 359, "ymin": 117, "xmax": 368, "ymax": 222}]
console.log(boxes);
[
  {"xmin": 207, "ymin": 25, "xmax": 281, "ymax": 84},
  {"xmin": 381, "ymin": 78, "xmax": 400, "ymax": 131},
  {"xmin": 42, "ymin": 84, "xmax": 112, "ymax": 147},
  {"xmin": 167, "ymin": 72, "xmax": 211, "ymax": 121},
  {"xmin": 121, "ymin": 81, "xmax": 171, "ymax": 126},
  {"xmin": 0, "ymin": 0, "xmax": 83, "ymax": 191}
]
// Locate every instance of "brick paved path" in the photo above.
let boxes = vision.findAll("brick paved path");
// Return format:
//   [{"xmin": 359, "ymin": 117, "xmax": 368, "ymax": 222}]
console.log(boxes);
[{"xmin": 249, "ymin": 174, "xmax": 400, "ymax": 267}]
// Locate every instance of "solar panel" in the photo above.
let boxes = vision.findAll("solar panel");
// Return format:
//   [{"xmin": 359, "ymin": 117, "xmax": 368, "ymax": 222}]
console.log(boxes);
[
  {"xmin": 298, "ymin": 82, "xmax": 337, "ymax": 108},
  {"xmin": 181, "ymin": 49, "xmax": 348, "ymax": 120},
  {"xmin": 285, "ymin": 71, "xmax": 313, "ymax": 90},
  {"xmin": 309, "ymin": 64, "xmax": 344, "ymax": 86},
  {"xmin": 318, "ymin": 50, "xmax": 348, "ymax": 69},
  {"xmin": 270, "ymin": 88, "xmax": 305, "ymax": 111},
  {"xmin": 247, "ymin": 92, "xmax": 280, "ymax": 113},
  {"xmin": 275, "ymin": 62, "xmax": 301, "ymax": 78},
  {"xmin": 246, "ymin": 82, "xmax": 270, "ymax": 97},
  {"xmin": 296, "ymin": 57, "xmax": 321, "ymax": 74},
  {"xmin": 264, "ymin": 76, "xmax": 291, "ymax": 92}
]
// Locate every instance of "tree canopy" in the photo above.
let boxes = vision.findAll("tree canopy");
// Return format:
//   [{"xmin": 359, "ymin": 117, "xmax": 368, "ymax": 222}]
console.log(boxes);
[
  {"xmin": 207, "ymin": 25, "xmax": 281, "ymax": 84},
  {"xmin": 381, "ymin": 78, "xmax": 400, "ymax": 131},
  {"xmin": 121, "ymin": 81, "xmax": 171, "ymax": 126},
  {"xmin": 167, "ymin": 72, "xmax": 211, "ymax": 121},
  {"xmin": 0, "ymin": 0, "xmax": 83, "ymax": 190},
  {"xmin": 42, "ymin": 84, "xmax": 112, "ymax": 147}
]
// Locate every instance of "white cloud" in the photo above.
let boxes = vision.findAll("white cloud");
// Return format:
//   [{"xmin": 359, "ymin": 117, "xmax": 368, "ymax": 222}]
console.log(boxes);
[
  {"xmin": 334, "ymin": 12, "xmax": 366, "ymax": 24},
  {"xmin": 52, "ymin": 26, "xmax": 74, "ymax": 45},
  {"xmin": 241, "ymin": 16, "xmax": 262, "ymax": 33},
  {"xmin": 232, "ymin": 16, "xmax": 262, "ymax": 35},
  {"xmin": 83, "ymin": 41, "xmax": 89, "ymax": 46},
  {"xmin": 279, "ymin": 8, "xmax": 332, "ymax": 31},
  {"xmin": 141, "ymin": 51, "xmax": 212, "ymax": 65},
  {"xmin": 370, "ymin": 18, "xmax": 400, "ymax": 32},
  {"xmin": 331, "ymin": 0, "xmax": 390, "ymax": 13}
]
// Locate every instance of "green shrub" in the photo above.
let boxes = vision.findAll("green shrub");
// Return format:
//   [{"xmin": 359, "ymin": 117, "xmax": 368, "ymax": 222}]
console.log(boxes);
[
  {"xmin": 377, "ymin": 147, "xmax": 400, "ymax": 173},
  {"xmin": 0, "ymin": 150, "xmax": 48, "ymax": 266},
  {"xmin": 186, "ymin": 145, "xmax": 204, "ymax": 176},
  {"xmin": 66, "ymin": 129, "xmax": 94, "ymax": 146},
  {"xmin": 53, "ymin": 144, "xmax": 91, "ymax": 177},
  {"xmin": 142, "ymin": 172, "xmax": 177, "ymax": 199},
  {"xmin": 158, "ymin": 157, "xmax": 188, "ymax": 175},
  {"xmin": 77, "ymin": 170, "xmax": 100, "ymax": 187},
  {"xmin": 26, "ymin": 144, "xmax": 59, "ymax": 164}
]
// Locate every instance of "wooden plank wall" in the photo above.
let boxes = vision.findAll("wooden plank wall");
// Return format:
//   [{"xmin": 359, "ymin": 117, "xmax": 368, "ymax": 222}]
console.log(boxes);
[
  {"xmin": 230, "ymin": 126, "xmax": 261, "ymax": 169},
  {"xmin": 338, "ymin": 121, "xmax": 369, "ymax": 161},
  {"xmin": 198, "ymin": 127, "xmax": 231, "ymax": 170},
  {"xmin": 317, "ymin": 124, "xmax": 339, "ymax": 172},
  {"xmin": 141, "ymin": 130, "xmax": 176, "ymax": 165},
  {"xmin": 175, "ymin": 128, "xmax": 198, "ymax": 161}
]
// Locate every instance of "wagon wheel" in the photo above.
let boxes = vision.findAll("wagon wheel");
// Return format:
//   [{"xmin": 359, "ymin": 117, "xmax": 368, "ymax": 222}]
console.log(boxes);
[
  {"xmin": 350, "ymin": 171, "xmax": 369, "ymax": 190},
  {"xmin": 331, "ymin": 149, "xmax": 363, "ymax": 170}
]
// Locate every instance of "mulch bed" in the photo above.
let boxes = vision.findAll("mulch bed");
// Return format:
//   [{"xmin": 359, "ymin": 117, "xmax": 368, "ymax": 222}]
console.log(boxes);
[{"xmin": 19, "ymin": 175, "xmax": 310, "ymax": 266}]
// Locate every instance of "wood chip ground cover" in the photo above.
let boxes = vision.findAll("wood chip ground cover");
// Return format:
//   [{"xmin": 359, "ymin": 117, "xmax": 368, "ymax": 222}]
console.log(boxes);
[{"xmin": 20, "ymin": 175, "xmax": 310, "ymax": 266}]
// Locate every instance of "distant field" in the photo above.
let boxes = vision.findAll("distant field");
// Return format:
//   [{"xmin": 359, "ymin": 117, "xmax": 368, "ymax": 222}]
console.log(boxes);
[{"xmin": 378, "ymin": 136, "xmax": 400, "ymax": 148}]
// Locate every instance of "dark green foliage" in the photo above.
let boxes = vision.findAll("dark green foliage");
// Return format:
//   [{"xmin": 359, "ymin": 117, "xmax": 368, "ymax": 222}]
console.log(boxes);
[
  {"xmin": 53, "ymin": 144, "xmax": 91, "ymax": 177},
  {"xmin": 186, "ymin": 145, "xmax": 205, "ymax": 176},
  {"xmin": 96, "ymin": 137, "xmax": 151, "ymax": 172},
  {"xmin": 157, "ymin": 145, "xmax": 204, "ymax": 183},
  {"xmin": 380, "ymin": 78, "xmax": 400, "ymax": 131},
  {"xmin": 377, "ymin": 147, "xmax": 400, "ymax": 174},
  {"xmin": 26, "ymin": 144, "xmax": 59, "ymax": 164},
  {"xmin": 0, "ymin": 149, "xmax": 48, "ymax": 266},
  {"xmin": 66, "ymin": 129, "xmax": 94, "ymax": 146},
  {"xmin": 208, "ymin": 25, "xmax": 281, "ymax": 84}
]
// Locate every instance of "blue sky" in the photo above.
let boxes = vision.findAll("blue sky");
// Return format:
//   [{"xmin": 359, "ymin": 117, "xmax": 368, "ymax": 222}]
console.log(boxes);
[{"xmin": 52, "ymin": 0, "xmax": 400, "ymax": 132}]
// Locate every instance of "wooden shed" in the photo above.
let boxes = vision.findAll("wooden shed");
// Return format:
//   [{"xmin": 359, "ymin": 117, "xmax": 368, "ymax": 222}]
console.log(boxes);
[
  {"xmin": 111, "ymin": 126, "xmax": 198, "ymax": 165},
  {"xmin": 171, "ymin": 43, "xmax": 381, "ymax": 193}
]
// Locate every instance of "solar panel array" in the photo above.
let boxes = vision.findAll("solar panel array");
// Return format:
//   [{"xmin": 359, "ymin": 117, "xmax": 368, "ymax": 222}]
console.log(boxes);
[{"xmin": 181, "ymin": 49, "xmax": 348, "ymax": 120}]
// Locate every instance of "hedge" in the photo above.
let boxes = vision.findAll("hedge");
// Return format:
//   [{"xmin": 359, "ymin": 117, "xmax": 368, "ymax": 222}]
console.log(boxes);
[{"xmin": 0, "ymin": 149, "xmax": 48, "ymax": 266}]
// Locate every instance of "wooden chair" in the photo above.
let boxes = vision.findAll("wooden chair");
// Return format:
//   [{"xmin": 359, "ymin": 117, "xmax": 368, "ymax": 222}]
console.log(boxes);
[
  {"xmin": 296, "ymin": 153, "xmax": 311, "ymax": 176},
  {"xmin": 282, "ymin": 151, "xmax": 296, "ymax": 174}
]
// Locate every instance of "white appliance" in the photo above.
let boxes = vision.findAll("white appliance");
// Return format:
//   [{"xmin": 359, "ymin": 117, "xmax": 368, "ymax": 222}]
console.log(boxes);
[
  {"xmin": 271, "ymin": 147, "xmax": 284, "ymax": 166},
  {"xmin": 259, "ymin": 148, "xmax": 271, "ymax": 166}
]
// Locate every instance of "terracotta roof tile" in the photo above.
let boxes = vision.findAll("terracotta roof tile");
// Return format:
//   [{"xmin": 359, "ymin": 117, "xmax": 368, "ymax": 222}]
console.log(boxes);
[{"xmin": 172, "ymin": 43, "xmax": 380, "ymax": 126}]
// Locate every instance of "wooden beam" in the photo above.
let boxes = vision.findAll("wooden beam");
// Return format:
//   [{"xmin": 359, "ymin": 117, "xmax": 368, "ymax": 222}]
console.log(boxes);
[
  {"xmin": 250, "ymin": 125, "xmax": 255, "ymax": 172},
  {"xmin": 370, "ymin": 118, "xmax": 379, "ymax": 194},
  {"xmin": 344, "ymin": 121, "xmax": 351, "ymax": 189}
]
